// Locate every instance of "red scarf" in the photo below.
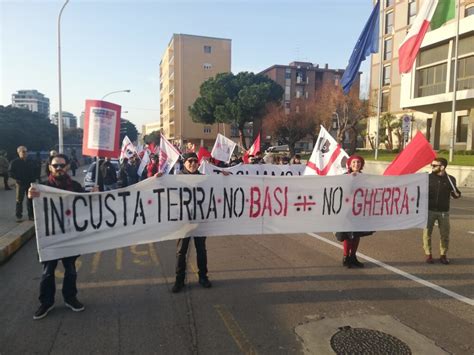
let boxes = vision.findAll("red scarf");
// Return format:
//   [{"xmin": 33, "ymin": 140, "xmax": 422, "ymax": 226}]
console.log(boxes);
[{"xmin": 48, "ymin": 173, "xmax": 74, "ymax": 191}]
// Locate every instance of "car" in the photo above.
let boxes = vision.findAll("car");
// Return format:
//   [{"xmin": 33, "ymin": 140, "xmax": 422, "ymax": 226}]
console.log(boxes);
[
  {"xmin": 83, "ymin": 159, "xmax": 120, "ymax": 192},
  {"xmin": 265, "ymin": 145, "xmax": 289, "ymax": 154}
]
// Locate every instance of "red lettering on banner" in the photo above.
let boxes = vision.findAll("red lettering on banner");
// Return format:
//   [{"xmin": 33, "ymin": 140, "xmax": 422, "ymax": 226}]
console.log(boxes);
[
  {"xmin": 352, "ymin": 187, "xmax": 410, "ymax": 216},
  {"xmin": 249, "ymin": 186, "xmax": 289, "ymax": 218}
]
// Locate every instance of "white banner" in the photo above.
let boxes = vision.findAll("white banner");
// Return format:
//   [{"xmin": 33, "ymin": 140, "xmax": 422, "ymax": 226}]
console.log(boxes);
[
  {"xmin": 199, "ymin": 161, "xmax": 306, "ymax": 176},
  {"xmin": 304, "ymin": 126, "xmax": 349, "ymax": 176},
  {"xmin": 33, "ymin": 173, "xmax": 428, "ymax": 261},
  {"xmin": 211, "ymin": 133, "xmax": 237, "ymax": 163}
]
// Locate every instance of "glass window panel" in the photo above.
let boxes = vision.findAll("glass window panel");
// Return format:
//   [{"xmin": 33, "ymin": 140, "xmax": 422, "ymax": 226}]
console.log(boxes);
[
  {"xmin": 383, "ymin": 65, "xmax": 391, "ymax": 85},
  {"xmin": 408, "ymin": 0, "xmax": 417, "ymax": 25},
  {"xmin": 465, "ymin": 5, "xmax": 474, "ymax": 17},
  {"xmin": 457, "ymin": 35, "xmax": 474, "ymax": 57},
  {"xmin": 384, "ymin": 38, "xmax": 393, "ymax": 60},
  {"xmin": 381, "ymin": 92, "xmax": 390, "ymax": 112},
  {"xmin": 418, "ymin": 43, "xmax": 449, "ymax": 67},
  {"xmin": 456, "ymin": 116, "xmax": 469, "ymax": 142},
  {"xmin": 385, "ymin": 12, "xmax": 394, "ymax": 34}
]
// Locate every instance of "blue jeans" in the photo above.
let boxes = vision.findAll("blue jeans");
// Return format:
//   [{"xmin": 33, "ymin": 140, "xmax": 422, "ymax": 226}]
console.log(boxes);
[{"xmin": 39, "ymin": 256, "xmax": 79, "ymax": 306}]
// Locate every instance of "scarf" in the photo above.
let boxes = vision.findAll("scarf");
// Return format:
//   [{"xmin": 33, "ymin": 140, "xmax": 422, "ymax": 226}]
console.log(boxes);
[{"xmin": 48, "ymin": 173, "xmax": 74, "ymax": 191}]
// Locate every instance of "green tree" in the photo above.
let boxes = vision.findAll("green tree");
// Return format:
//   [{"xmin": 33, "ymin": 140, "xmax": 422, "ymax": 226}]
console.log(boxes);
[
  {"xmin": 143, "ymin": 130, "xmax": 161, "ymax": 145},
  {"xmin": 63, "ymin": 128, "xmax": 83, "ymax": 145},
  {"xmin": 189, "ymin": 72, "xmax": 283, "ymax": 149},
  {"xmin": 120, "ymin": 119, "xmax": 138, "ymax": 142},
  {"xmin": 0, "ymin": 105, "xmax": 57, "ymax": 159}
]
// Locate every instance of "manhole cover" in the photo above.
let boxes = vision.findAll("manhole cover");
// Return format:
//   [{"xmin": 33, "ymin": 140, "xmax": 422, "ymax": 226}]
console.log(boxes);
[{"xmin": 330, "ymin": 326, "xmax": 412, "ymax": 354}]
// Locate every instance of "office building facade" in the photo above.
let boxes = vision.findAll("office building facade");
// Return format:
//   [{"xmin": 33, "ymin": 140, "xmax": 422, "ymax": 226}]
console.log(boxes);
[
  {"xmin": 11, "ymin": 90, "xmax": 50, "ymax": 117},
  {"xmin": 52, "ymin": 111, "xmax": 78, "ymax": 129}
]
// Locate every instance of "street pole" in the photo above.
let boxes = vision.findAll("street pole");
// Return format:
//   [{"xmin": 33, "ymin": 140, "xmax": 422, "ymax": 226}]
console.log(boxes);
[
  {"xmin": 57, "ymin": 0, "xmax": 70, "ymax": 154},
  {"xmin": 101, "ymin": 89, "xmax": 131, "ymax": 101},
  {"xmin": 449, "ymin": 0, "xmax": 461, "ymax": 163},
  {"xmin": 375, "ymin": 0, "xmax": 385, "ymax": 160}
]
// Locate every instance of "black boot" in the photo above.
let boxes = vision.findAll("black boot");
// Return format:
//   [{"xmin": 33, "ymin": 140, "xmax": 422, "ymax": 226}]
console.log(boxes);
[
  {"xmin": 342, "ymin": 256, "xmax": 351, "ymax": 268},
  {"xmin": 350, "ymin": 255, "xmax": 364, "ymax": 268},
  {"xmin": 172, "ymin": 279, "xmax": 185, "ymax": 293}
]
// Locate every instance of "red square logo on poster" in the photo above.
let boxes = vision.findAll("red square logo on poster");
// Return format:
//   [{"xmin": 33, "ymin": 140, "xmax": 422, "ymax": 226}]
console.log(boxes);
[{"xmin": 82, "ymin": 100, "xmax": 121, "ymax": 158}]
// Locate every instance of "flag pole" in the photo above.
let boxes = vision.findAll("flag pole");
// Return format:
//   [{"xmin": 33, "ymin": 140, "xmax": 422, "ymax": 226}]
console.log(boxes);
[
  {"xmin": 374, "ymin": 0, "xmax": 385, "ymax": 160},
  {"xmin": 449, "ymin": 0, "xmax": 461, "ymax": 163}
]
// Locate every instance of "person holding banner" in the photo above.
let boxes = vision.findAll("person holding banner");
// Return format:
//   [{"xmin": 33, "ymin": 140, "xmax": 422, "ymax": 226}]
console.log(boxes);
[
  {"xmin": 335, "ymin": 155, "xmax": 373, "ymax": 268},
  {"xmin": 28, "ymin": 154, "xmax": 89, "ymax": 320},
  {"xmin": 423, "ymin": 158, "xmax": 461, "ymax": 265}
]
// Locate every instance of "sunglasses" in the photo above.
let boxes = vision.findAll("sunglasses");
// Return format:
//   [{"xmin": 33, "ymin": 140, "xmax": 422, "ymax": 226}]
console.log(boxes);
[
  {"xmin": 431, "ymin": 164, "xmax": 441, "ymax": 167},
  {"xmin": 51, "ymin": 163, "xmax": 66, "ymax": 169},
  {"xmin": 186, "ymin": 159, "xmax": 198, "ymax": 163}
]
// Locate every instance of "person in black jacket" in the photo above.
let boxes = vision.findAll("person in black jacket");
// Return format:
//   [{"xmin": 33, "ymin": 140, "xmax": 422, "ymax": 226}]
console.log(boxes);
[
  {"xmin": 9, "ymin": 146, "xmax": 37, "ymax": 222},
  {"xmin": 28, "ymin": 154, "xmax": 90, "ymax": 320},
  {"xmin": 100, "ymin": 157, "xmax": 118, "ymax": 191},
  {"xmin": 423, "ymin": 157, "xmax": 461, "ymax": 265}
]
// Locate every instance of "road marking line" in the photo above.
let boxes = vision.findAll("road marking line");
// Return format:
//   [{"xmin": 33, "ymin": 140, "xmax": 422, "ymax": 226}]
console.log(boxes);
[
  {"xmin": 215, "ymin": 304, "xmax": 258, "ymax": 355},
  {"xmin": 74, "ymin": 277, "xmax": 166, "ymax": 289},
  {"xmin": 307, "ymin": 233, "xmax": 474, "ymax": 306},
  {"xmin": 116, "ymin": 248, "xmax": 123, "ymax": 271},
  {"xmin": 91, "ymin": 252, "xmax": 101, "ymax": 273},
  {"xmin": 148, "ymin": 243, "xmax": 160, "ymax": 266}
]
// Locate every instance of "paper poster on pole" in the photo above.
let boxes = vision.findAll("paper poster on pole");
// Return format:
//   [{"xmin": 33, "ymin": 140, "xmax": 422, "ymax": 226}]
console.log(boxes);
[{"xmin": 82, "ymin": 100, "xmax": 121, "ymax": 158}]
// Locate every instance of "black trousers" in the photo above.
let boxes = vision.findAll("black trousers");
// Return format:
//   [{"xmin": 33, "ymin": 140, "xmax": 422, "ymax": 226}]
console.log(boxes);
[
  {"xmin": 15, "ymin": 183, "xmax": 33, "ymax": 219},
  {"xmin": 39, "ymin": 256, "xmax": 78, "ymax": 306},
  {"xmin": 0, "ymin": 173, "xmax": 9, "ymax": 188},
  {"xmin": 175, "ymin": 237, "xmax": 208, "ymax": 282}
]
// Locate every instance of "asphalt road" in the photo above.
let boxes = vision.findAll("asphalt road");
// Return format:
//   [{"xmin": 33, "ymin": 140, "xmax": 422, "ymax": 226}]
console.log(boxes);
[{"xmin": 0, "ymin": 171, "xmax": 473, "ymax": 354}]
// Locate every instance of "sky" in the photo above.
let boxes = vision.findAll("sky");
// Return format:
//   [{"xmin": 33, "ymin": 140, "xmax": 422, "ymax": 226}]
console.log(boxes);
[{"xmin": 1, "ymin": 0, "xmax": 373, "ymax": 132}]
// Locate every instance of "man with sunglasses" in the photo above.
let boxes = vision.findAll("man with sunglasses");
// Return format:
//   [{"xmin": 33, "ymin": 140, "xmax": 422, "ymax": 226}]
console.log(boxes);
[
  {"xmin": 9, "ymin": 146, "xmax": 37, "ymax": 222},
  {"xmin": 28, "ymin": 154, "xmax": 87, "ymax": 320},
  {"xmin": 423, "ymin": 157, "xmax": 461, "ymax": 265}
]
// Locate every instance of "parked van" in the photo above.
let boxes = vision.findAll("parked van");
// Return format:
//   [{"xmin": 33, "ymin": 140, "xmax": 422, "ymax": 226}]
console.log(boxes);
[{"xmin": 265, "ymin": 145, "xmax": 289, "ymax": 153}]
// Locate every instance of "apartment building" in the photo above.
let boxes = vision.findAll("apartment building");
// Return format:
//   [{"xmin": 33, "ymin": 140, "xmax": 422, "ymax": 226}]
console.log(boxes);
[
  {"xmin": 11, "ymin": 89, "xmax": 50, "ymax": 117},
  {"xmin": 369, "ymin": 0, "xmax": 474, "ymax": 150},
  {"xmin": 52, "ymin": 111, "xmax": 77, "ymax": 129},
  {"xmin": 159, "ymin": 34, "xmax": 232, "ymax": 149}
]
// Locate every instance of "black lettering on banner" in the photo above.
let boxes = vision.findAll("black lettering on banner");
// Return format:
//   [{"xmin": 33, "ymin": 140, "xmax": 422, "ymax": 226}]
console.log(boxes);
[
  {"xmin": 133, "ymin": 191, "xmax": 146, "ymax": 225},
  {"xmin": 153, "ymin": 188, "xmax": 164, "ymax": 222},
  {"xmin": 223, "ymin": 188, "xmax": 232, "ymax": 218},
  {"xmin": 104, "ymin": 194, "xmax": 117, "ymax": 227},
  {"xmin": 89, "ymin": 195, "xmax": 103, "ymax": 230},
  {"xmin": 50, "ymin": 197, "xmax": 65, "ymax": 235},
  {"xmin": 118, "ymin": 191, "xmax": 131, "ymax": 226},
  {"xmin": 195, "ymin": 187, "xmax": 206, "ymax": 220},
  {"xmin": 323, "ymin": 187, "xmax": 343, "ymax": 215},
  {"xmin": 180, "ymin": 187, "xmax": 193, "ymax": 221},
  {"xmin": 73, "ymin": 196, "xmax": 88, "ymax": 231},
  {"xmin": 234, "ymin": 187, "xmax": 244, "ymax": 217},
  {"xmin": 206, "ymin": 187, "xmax": 217, "ymax": 219},
  {"xmin": 167, "ymin": 188, "xmax": 178, "ymax": 221},
  {"xmin": 43, "ymin": 197, "xmax": 49, "ymax": 236}
]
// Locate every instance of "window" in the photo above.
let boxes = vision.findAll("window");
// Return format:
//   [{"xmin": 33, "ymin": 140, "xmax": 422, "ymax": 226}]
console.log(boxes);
[
  {"xmin": 285, "ymin": 86, "xmax": 291, "ymax": 100},
  {"xmin": 203, "ymin": 63, "xmax": 212, "ymax": 70},
  {"xmin": 385, "ymin": 12, "xmax": 394, "ymax": 35},
  {"xmin": 384, "ymin": 37, "xmax": 393, "ymax": 61},
  {"xmin": 334, "ymin": 75, "xmax": 340, "ymax": 86},
  {"xmin": 457, "ymin": 56, "xmax": 474, "ymax": 90},
  {"xmin": 408, "ymin": 0, "xmax": 417, "ymax": 25},
  {"xmin": 381, "ymin": 91, "xmax": 390, "ymax": 112},
  {"xmin": 456, "ymin": 116, "xmax": 469, "ymax": 142},
  {"xmin": 285, "ymin": 68, "xmax": 291, "ymax": 79},
  {"xmin": 465, "ymin": 5, "xmax": 474, "ymax": 17},
  {"xmin": 284, "ymin": 101, "xmax": 291, "ymax": 109},
  {"xmin": 385, "ymin": 0, "xmax": 394, "ymax": 7},
  {"xmin": 383, "ymin": 65, "xmax": 391, "ymax": 86},
  {"xmin": 203, "ymin": 127, "xmax": 211, "ymax": 134},
  {"xmin": 204, "ymin": 45, "xmax": 212, "ymax": 53},
  {"xmin": 417, "ymin": 63, "xmax": 447, "ymax": 97}
]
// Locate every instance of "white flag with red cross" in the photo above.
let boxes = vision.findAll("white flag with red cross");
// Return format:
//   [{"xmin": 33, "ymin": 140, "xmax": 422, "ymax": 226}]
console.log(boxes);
[
  {"xmin": 304, "ymin": 126, "xmax": 349, "ymax": 176},
  {"xmin": 158, "ymin": 134, "xmax": 180, "ymax": 174},
  {"xmin": 211, "ymin": 133, "xmax": 236, "ymax": 163}
]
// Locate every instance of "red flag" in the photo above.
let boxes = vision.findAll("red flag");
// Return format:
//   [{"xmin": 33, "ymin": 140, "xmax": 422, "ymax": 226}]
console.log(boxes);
[
  {"xmin": 243, "ymin": 133, "xmax": 261, "ymax": 163},
  {"xmin": 197, "ymin": 146, "xmax": 212, "ymax": 163},
  {"xmin": 383, "ymin": 131, "xmax": 436, "ymax": 175}
]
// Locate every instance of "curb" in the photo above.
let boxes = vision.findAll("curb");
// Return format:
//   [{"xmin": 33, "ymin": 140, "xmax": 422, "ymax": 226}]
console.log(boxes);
[{"xmin": 0, "ymin": 222, "xmax": 35, "ymax": 265}]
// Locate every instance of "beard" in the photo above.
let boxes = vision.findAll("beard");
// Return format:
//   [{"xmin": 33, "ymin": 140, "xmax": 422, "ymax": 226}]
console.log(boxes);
[{"xmin": 53, "ymin": 172, "xmax": 66, "ymax": 180}]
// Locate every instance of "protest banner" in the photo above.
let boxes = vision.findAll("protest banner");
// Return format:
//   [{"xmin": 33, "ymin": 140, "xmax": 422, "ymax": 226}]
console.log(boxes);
[
  {"xmin": 82, "ymin": 100, "xmax": 121, "ymax": 158},
  {"xmin": 199, "ymin": 161, "xmax": 306, "ymax": 176},
  {"xmin": 33, "ymin": 173, "xmax": 428, "ymax": 261},
  {"xmin": 304, "ymin": 126, "xmax": 349, "ymax": 176}
]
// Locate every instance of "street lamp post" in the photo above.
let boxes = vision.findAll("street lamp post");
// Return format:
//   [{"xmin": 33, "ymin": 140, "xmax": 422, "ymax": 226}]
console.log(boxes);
[
  {"xmin": 57, "ymin": 0, "xmax": 70, "ymax": 153},
  {"xmin": 101, "ymin": 89, "xmax": 131, "ymax": 101}
]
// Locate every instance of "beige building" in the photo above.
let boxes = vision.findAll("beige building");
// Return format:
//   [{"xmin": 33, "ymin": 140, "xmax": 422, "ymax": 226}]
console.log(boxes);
[
  {"xmin": 369, "ymin": 0, "xmax": 474, "ymax": 150},
  {"xmin": 142, "ymin": 121, "xmax": 161, "ymax": 136},
  {"xmin": 159, "ymin": 34, "xmax": 232, "ymax": 150}
]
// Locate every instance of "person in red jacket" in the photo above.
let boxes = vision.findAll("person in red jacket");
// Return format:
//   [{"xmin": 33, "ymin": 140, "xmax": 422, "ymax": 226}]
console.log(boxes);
[{"xmin": 147, "ymin": 154, "xmax": 159, "ymax": 178}]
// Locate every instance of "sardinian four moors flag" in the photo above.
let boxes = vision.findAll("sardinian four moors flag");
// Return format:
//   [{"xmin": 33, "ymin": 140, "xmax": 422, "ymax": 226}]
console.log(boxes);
[
  {"xmin": 211, "ymin": 133, "xmax": 237, "ymax": 163},
  {"xmin": 119, "ymin": 136, "xmax": 137, "ymax": 163},
  {"xmin": 399, "ymin": 0, "xmax": 455, "ymax": 74},
  {"xmin": 158, "ymin": 134, "xmax": 180, "ymax": 174},
  {"xmin": 304, "ymin": 126, "xmax": 349, "ymax": 176}
]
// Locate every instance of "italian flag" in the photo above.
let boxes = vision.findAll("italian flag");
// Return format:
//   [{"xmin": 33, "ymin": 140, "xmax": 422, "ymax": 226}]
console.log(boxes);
[{"xmin": 399, "ymin": 0, "xmax": 455, "ymax": 74}]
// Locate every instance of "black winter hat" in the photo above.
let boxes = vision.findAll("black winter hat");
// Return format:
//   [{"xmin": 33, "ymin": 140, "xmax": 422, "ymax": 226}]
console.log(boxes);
[{"xmin": 182, "ymin": 152, "xmax": 198, "ymax": 161}]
